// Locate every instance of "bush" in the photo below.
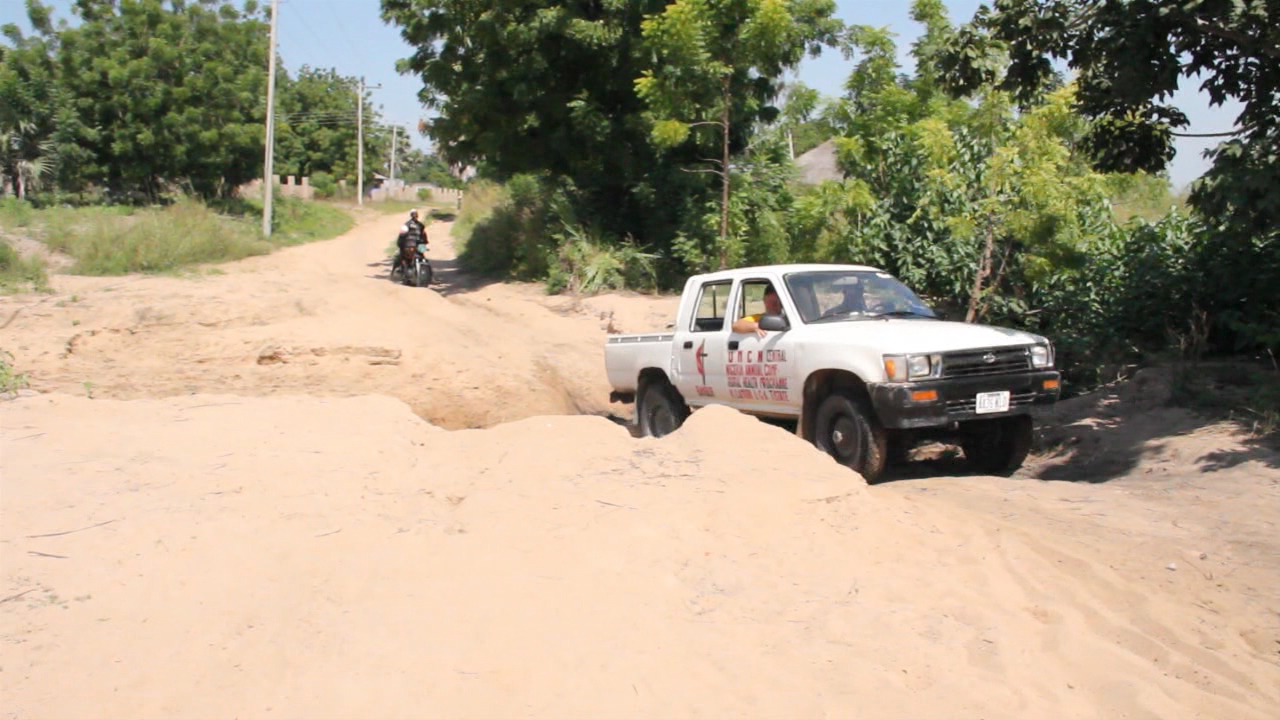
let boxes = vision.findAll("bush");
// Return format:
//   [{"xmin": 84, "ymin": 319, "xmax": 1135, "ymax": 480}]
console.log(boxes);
[
  {"xmin": 417, "ymin": 187, "xmax": 433, "ymax": 202},
  {"xmin": 13, "ymin": 195, "xmax": 352, "ymax": 276},
  {"xmin": 0, "ymin": 349, "xmax": 29, "ymax": 395},
  {"xmin": 39, "ymin": 198, "xmax": 269, "ymax": 274},
  {"xmin": 0, "ymin": 197, "xmax": 37, "ymax": 228},
  {"xmin": 0, "ymin": 239, "xmax": 49, "ymax": 293},
  {"xmin": 310, "ymin": 172, "xmax": 337, "ymax": 199}
]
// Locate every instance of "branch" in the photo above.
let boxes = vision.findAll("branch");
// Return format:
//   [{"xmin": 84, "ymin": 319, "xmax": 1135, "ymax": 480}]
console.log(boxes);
[
  {"xmin": 1170, "ymin": 126, "xmax": 1252, "ymax": 138},
  {"xmin": 681, "ymin": 167, "xmax": 725, "ymax": 177},
  {"xmin": 1190, "ymin": 18, "xmax": 1280, "ymax": 61}
]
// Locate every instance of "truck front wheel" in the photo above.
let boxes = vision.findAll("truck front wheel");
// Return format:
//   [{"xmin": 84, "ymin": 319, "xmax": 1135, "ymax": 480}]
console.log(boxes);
[
  {"xmin": 814, "ymin": 393, "xmax": 888, "ymax": 482},
  {"xmin": 637, "ymin": 378, "xmax": 689, "ymax": 438},
  {"xmin": 961, "ymin": 414, "xmax": 1033, "ymax": 475}
]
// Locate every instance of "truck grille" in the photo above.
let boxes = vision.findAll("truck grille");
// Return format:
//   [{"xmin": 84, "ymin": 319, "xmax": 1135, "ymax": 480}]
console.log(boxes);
[
  {"xmin": 940, "ymin": 346, "xmax": 1032, "ymax": 378},
  {"xmin": 945, "ymin": 390, "xmax": 1039, "ymax": 413}
]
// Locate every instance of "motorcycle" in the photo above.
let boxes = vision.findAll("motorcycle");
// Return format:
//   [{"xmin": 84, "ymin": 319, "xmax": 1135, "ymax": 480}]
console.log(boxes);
[{"xmin": 391, "ymin": 241, "xmax": 433, "ymax": 288}]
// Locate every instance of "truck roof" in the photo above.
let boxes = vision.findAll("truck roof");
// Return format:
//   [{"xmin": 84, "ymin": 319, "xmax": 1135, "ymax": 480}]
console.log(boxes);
[{"xmin": 688, "ymin": 263, "xmax": 884, "ymax": 283}]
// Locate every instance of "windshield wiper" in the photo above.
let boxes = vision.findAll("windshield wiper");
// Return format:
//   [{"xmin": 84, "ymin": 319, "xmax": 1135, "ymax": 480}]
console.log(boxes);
[{"xmin": 869, "ymin": 310, "xmax": 938, "ymax": 320}]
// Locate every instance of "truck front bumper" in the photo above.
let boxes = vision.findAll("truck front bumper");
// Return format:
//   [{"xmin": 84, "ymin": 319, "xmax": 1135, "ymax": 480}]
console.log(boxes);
[{"xmin": 869, "ymin": 370, "xmax": 1061, "ymax": 429}]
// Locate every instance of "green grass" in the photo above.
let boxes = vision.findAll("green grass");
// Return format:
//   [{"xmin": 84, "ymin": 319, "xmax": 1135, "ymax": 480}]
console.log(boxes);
[
  {"xmin": 0, "ymin": 349, "xmax": 29, "ymax": 395},
  {"xmin": 0, "ymin": 195, "xmax": 353, "ymax": 276},
  {"xmin": 0, "ymin": 239, "xmax": 49, "ymax": 293},
  {"xmin": 1170, "ymin": 360, "xmax": 1280, "ymax": 444},
  {"xmin": 0, "ymin": 197, "xmax": 38, "ymax": 227}
]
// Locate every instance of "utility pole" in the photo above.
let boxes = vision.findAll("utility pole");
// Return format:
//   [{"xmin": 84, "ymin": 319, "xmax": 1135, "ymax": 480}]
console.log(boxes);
[
  {"xmin": 357, "ymin": 77, "xmax": 364, "ymax": 206},
  {"xmin": 262, "ymin": 0, "xmax": 279, "ymax": 236},
  {"xmin": 390, "ymin": 125, "xmax": 398, "ymax": 186},
  {"xmin": 355, "ymin": 77, "xmax": 382, "ymax": 206}
]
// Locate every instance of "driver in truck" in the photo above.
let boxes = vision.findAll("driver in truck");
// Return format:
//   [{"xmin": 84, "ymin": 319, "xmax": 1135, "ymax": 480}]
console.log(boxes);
[
  {"xmin": 827, "ymin": 276, "xmax": 867, "ymax": 316},
  {"xmin": 732, "ymin": 284, "xmax": 783, "ymax": 338}
]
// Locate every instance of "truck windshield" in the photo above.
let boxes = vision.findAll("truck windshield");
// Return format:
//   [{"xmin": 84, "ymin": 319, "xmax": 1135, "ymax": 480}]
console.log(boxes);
[{"xmin": 784, "ymin": 270, "xmax": 938, "ymax": 324}]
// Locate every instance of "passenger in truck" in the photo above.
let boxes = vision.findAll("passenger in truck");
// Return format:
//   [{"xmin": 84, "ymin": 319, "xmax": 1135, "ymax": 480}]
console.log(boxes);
[{"xmin": 732, "ymin": 285, "xmax": 783, "ymax": 338}]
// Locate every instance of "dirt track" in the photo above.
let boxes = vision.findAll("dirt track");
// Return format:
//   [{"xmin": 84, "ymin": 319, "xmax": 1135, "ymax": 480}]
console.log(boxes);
[
  {"xmin": 0, "ymin": 208, "xmax": 677, "ymax": 429},
  {"xmin": 2, "ymin": 210, "xmax": 1278, "ymax": 719}
]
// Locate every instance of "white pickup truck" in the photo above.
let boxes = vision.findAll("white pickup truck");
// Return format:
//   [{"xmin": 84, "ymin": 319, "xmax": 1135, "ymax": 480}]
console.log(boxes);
[{"xmin": 604, "ymin": 263, "xmax": 1061, "ymax": 481}]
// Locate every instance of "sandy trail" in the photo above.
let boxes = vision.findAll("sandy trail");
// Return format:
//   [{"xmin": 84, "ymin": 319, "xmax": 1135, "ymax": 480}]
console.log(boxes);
[
  {"xmin": 0, "ymin": 208, "xmax": 676, "ymax": 428},
  {"xmin": 1, "ymin": 210, "xmax": 1278, "ymax": 719}
]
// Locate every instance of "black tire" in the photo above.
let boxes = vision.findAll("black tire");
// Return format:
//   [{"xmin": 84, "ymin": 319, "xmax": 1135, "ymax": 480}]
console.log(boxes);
[
  {"xmin": 637, "ymin": 378, "xmax": 689, "ymax": 438},
  {"xmin": 962, "ymin": 414, "xmax": 1033, "ymax": 475},
  {"xmin": 813, "ymin": 392, "xmax": 888, "ymax": 482},
  {"xmin": 414, "ymin": 259, "xmax": 433, "ymax": 287}
]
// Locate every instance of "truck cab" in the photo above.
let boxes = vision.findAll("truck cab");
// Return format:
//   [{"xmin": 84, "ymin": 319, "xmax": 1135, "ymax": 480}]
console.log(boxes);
[{"xmin": 604, "ymin": 264, "xmax": 1061, "ymax": 482}]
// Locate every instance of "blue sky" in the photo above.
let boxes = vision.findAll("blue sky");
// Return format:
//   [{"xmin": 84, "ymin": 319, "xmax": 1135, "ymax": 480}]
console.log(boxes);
[{"xmin": 3, "ymin": 0, "xmax": 1242, "ymax": 189}]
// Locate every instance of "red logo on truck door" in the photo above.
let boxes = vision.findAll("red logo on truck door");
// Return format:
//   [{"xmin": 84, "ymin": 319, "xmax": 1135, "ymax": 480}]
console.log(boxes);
[{"xmin": 694, "ymin": 340, "xmax": 715, "ymax": 397}]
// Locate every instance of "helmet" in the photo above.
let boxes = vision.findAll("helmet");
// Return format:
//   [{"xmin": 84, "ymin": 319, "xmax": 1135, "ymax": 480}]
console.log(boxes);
[{"xmin": 400, "ymin": 224, "xmax": 410, "ymax": 233}]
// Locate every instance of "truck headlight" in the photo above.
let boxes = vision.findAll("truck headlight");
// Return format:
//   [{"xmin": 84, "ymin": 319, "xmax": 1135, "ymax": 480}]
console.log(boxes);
[
  {"xmin": 883, "ymin": 353, "xmax": 941, "ymax": 381},
  {"xmin": 1030, "ymin": 343, "xmax": 1053, "ymax": 368}
]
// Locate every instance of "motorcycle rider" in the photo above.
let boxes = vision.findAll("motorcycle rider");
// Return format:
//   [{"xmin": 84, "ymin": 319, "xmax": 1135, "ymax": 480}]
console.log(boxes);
[{"xmin": 392, "ymin": 209, "xmax": 428, "ymax": 276}]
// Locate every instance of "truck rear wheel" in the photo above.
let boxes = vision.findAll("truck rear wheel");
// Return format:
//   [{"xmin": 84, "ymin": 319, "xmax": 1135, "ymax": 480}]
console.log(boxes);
[
  {"xmin": 962, "ymin": 414, "xmax": 1033, "ymax": 475},
  {"xmin": 637, "ymin": 378, "xmax": 689, "ymax": 438},
  {"xmin": 813, "ymin": 393, "xmax": 888, "ymax": 482}
]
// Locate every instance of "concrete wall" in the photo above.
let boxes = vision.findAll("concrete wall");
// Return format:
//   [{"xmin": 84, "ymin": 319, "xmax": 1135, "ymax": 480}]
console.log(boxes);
[
  {"xmin": 239, "ymin": 175, "xmax": 315, "ymax": 200},
  {"xmin": 238, "ymin": 176, "xmax": 463, "ymax": 208},
  {"xmin": 370, "ymin": 182, "xmax": 463, "ymax": 207}
]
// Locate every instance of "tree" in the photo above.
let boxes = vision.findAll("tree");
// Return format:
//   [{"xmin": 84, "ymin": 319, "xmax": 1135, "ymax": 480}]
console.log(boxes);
[
  {"xmin": 0, "ymin": 4, "xmax": 92, "ymax": 198},
  {"xmin": 381, "ymin": 0, "xmax": 692, "ymax": 245},
  {"xmin": 51, "ymin": 0, "xmax": 270, "ymax": 200},
  {"xmin": 274, "ymin": 66, "xmax": 382, "ymax": 186},
  {"xmin": 799, "ymin": 1, "xmax": 1122, "ymax": 334},
  {"xmin": 937, "ymin": 0, "xmax": 1280, "ymax": 353},
  {"xmin": 636, "ymin": 0, "xmax": 841, "ymax": 268}
]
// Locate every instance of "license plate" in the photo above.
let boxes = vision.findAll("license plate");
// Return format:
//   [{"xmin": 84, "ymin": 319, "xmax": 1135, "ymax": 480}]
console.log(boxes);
[{"xmin": 975, "ymin": 390, "xmax": 1010, "ymax": 414}]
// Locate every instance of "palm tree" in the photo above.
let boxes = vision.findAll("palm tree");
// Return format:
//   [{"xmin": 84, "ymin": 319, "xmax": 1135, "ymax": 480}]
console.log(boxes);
[{"xmin": 1, "ymin": 120, "xmax": 56, "ymax": 199}]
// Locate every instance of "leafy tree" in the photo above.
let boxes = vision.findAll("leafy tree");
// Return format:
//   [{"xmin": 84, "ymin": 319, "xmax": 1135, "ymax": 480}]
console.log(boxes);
[
  {"xmin": 802, "ymin": 1, "xmax": 1122, "ymax": 338},
  {"xmin": 399, "ymin": 150, "xmax": 464, "ymax": 188},
  {"xmin": 50, "ymin": 0, "xmax": 270, "ymax": 200},
  {"xmin": 937, "ymin": 0, "xmax": 1280, "ymax": 354},
  {"xmin": 0, "ymin": 4, "xmax": 91, "ymax": 197},
  {"xmin": 636, "ymin": 0, "xmax": 841, "ymax": 267},
  {"xmin": 381, "ymin": 0, "xmax": 695, "ymax": 245},
  {"xmin": 274, "ymin": 67, "xmax": 359, "ymax": 182}
]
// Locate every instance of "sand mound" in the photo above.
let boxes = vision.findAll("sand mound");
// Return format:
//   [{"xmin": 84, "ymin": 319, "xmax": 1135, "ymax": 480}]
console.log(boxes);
[{"xmin": 3, "ymin": 392, "xmax": 1276, "ymax": 720}]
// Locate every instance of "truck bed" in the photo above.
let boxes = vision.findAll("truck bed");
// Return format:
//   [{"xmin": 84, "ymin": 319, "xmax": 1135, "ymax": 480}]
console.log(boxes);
[{"xmin": 604, "ymin": 332, "xmax": 675, "ymax": 399}]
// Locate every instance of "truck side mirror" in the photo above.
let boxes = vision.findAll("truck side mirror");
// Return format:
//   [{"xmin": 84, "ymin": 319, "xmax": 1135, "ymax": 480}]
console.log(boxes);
[{"xmin": 759, "ymin": 314, "xmax": 789, "ymax": 332}]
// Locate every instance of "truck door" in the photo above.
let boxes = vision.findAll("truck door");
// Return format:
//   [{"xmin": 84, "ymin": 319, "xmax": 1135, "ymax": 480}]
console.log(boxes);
[
  {"xmin": 672, "ymin": 279, "xmax": 732, "ymax": 406},
  {"xmin": 727, "ymin": 277, "xmax": 800, "ymax": 414}
]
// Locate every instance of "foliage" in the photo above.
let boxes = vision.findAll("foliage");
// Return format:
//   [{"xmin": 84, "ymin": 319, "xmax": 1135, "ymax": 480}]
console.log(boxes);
[
  {"xmin": 0, "ymin": 236, "xmax": 48, "ymax": 293},
  {"xmin": 399, "ymin": 151, "xmax": 464, "ymax": 188},
  {"xmin": 1169, "ymin": 361, "xmax": 1280, "ymax": 445},
  {"xmin": 382, "ymin": 0, "xmax": 693, "ymax": 247},
  {"xmin": 1, "ymin": 1, "xmax": 401, "ymax": 205},
  {"xmin": 545, "ymin": 196, "xmax": 661, "ymax": 294},
  {"xmin": 273, "ymin": 66, "xmax": 383, "ymax": 187},
  {"xmin": 0, "ymin": 348, "xmax": 30, "ymax": 395},
  {"xmin": 17, "ymin": 196, "xmax": 350, "ymax": 275},
  {"xmin": 0, "ymin": 196, "xmax": 36, "ymax": 227},
  {"xmin": 309, "ymin": 171, "xmax": 337, "ymax": 199},
  {"xmin": 636, "ymin": 0, "xmax": 841, "ymax": 262},
  {"xmin": 40, "ymin": 0, "xmax": 270, "ymax": 200},
  {"xmin": 937, "ymin": 0, "xmax": 1280, "ymax": 357}
]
